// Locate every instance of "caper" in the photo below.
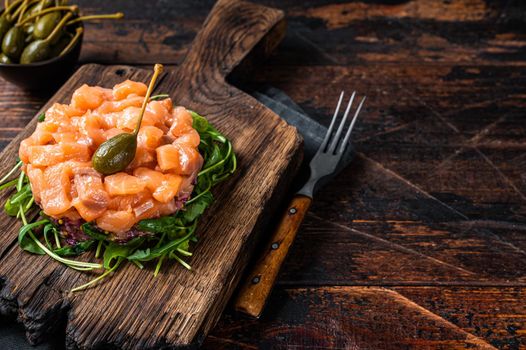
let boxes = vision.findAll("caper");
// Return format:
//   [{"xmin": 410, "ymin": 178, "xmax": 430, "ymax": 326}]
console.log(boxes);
[
  {"xmin": 33, "ymin": 11, "xmax": 60, "ymax": 39},
  {"xmin": 0, "ymin": 16, "xmax": 11, "ymax": 43},
  {"xmin": 20, "ymin": 11, "xmax": 71, "ymax": 63},
  {"xmin": 92, "ymin": 133, "xmax": 138, "ymax": 175},
  {"xmin": 92, "ymin": 64, "xmax": 164, "ymax": 175},
  {"xmin": 2, "ymin": 26, "xmax": 25, "ymax": 59},
  {"xmin": 0, "ymin": 53, "xmax": 12, "ymax": 63}
]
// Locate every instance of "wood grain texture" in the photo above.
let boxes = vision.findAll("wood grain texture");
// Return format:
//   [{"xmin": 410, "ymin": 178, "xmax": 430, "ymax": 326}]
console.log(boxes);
[
  {"xmin": 1, "ymin": 0, "xmax": 525, "ymax": 348},
  {"xmin": 235, "ymin": 195, "xmax": 311, "ymax": 318},
  {"xmin": 0, "ymin": 0, "xmax": 303, "ymax": 348}
]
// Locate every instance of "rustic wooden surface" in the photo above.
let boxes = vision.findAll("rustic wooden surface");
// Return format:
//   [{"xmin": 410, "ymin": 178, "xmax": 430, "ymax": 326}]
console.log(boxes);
[
  {"xmin": 0, "ymin": 1, "xmax": 303, "ymax": 348},
  {"xmin": 0, "ymin": 0, "xmax": 525, "ymax": 349}
]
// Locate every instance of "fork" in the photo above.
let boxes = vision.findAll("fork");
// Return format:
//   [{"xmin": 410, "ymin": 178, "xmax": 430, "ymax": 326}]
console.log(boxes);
[{"xmin": 234, "ymin": 91, "xmax": 366, "ymax": 318}]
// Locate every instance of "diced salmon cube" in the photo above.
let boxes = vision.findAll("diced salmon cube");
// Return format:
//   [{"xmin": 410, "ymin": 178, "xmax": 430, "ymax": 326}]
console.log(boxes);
[
  {"xmin": 40, "ymin": 164, "xmax": 73, "ymax": 216},
  {"xmin": 72, "ymin": 169, "xmax": 109, "ymax": 222},
  {"xmin": 133, "ymin": 167, "xmax": 165, "ymax": 192},
  {"xmin": 96, "ymin": 209, "xmax": 136, "ymax": 233},
  {"xmin": 174, "ymin": 129, "xmax": 200, "ymax": 148},
  {"xmin": 71, "ymin": 84, "xmax": 106, "ymax": 111},
  {"xmin": 175, "ymin": 143, "xmax": 203, "ymax": 175},
  {"xmin": 156, "ymin": 144, "xmax": 180, "ymax": 172},
  {"xmin": 104, "ymin": 173, "xmax": 146, "ymax": 196},
  {"xmin": 61, "ymin": 143, "xmax": 91, "ymax": 162},
  {"xmin": 97, "ymin": 96, "xmax": 144, "ymax": 114},
  {"xmin": 102, "ymin": 128, "xmax": 124, "ymax": 142},
  {"xmin": 128, "ymin": 147, "xmax": 155, "ymax": 169},
  {"xmin": 26, "ymin": 165, "xmax": 44, "ymax": 203},
  {"xmin": 138, "ymin": 126, "xmax": 164, "ymax": 150},
  {"xmin": 153, "ymin": 174, "xmax": 183, "ymax": 203},
  {"xmin": 113, "ymin": 80, "xmax": 148, "ymax": 100},
  {"xmin": 170, "ymin": 107, "xmax": 194, "ymax": 137},
  {"xmin": 28, "ymin": 145, "xmax": 64, "ymax": 167}
]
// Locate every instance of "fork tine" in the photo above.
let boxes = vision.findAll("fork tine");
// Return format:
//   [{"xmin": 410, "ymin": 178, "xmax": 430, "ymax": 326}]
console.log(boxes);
[
  {"xmin": 328, "ymin": 91, "xmax": 355, "ymax": 154},
  {"xmin": 320, "ymin": 91, "xmax": 344, "ymax": 151},
  {"xmin": 337, "ymin": 96, "xmax": 366, "ymax": 155}
]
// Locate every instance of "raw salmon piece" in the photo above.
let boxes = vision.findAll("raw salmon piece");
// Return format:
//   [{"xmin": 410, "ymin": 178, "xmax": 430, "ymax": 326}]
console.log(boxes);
[
  {"xmin": 174, "ymin": 129, "xmax": 200, "ymax": 148},
  {"xmin": 31, "ymin": 131, "xmax": 54, "ymax": 145},
  {"xmin": 28, "ymin": 145, "xmax": 64, "ymax": 167},
  {"xmin": 40, "ymin": 164, "xmax": 73, "ymax": 216},
  {"xmin": 138, "ymin": 126, "xmax": 164, "ymax": 150},
  {"xmin": 78, "ymin": 112, "xmax": 105, "ymax": 146},
  {"xmin": 26, "ymin": 165, "xmax": 44, "ymax": 203},
  {"xmin": 133, "ymin": 199, "xmax": 156, "ymax": 220},
  {"xmin": 61, "ymin": 143, "xmax": 91, "ymax": 162},
  {"xmin": 71, "ymin": 84, "xmax": 106, "ymax": 111},
  {"xmin": 133, "ymin": 167, "xmax": 164, "ymax": 192},
  {"xmin": 104, "ymin": 173, "xmax": 146, "ymax": 196},
  {"xmin": 72, "ymin": 169, "xmax": 109, "ymax": 222},
  {"xmin": 94, "ymin": 86, "xmax": 113, "ymax": 101},
  {"xmin": 160, "ymin": 98, "xmax": 173, "ymax": 112},
  {"xmin": 117, "ymin": 106, "xmax": 157, "ymax": 131},
  {"xmin": 19, "ymin": 138, "xmax": 35, "ymax": 163},
  {"xmin": 103, "ymin": 128, "xmax": 125, "ymax": 141},
  {"xmin": 153, "ymin": 174, "xmax": 183, "ymax": 203},
  {"xmin": 97, "ymin": 96, "xmax": 144, "ymax": 114},
  {"xmin": 170, "ymin": 107, "xmax": 194, "ymax": 137},
  {"xmin": 147, "ymin": 101, "xmax": 171, "ymax": 124},
  {"xmin": 175, "ymin": 143, "xmax": 203, "ymax": 175},
  {"xmin": 113, "ymin": 80, "xmax": 147, "ymax": 100},
  {"xmin": 156, "ymin": 144, "xmax": 180, "ymax": 172},
  {"xmin": 52, "ymin": 132, "xmax": 76, "ymax": 143},
  {"xmin": 107, "ymin": 190, "xmax": 150, "ymax": 211},
  {"xmin": 45, "ymin": 103, "xmax": 84, "ymax": 120},
  {"xmin": 96, "ymin": 209, "xmax": 135, "ymax": 233},
  {"xmin": 128, "ymin": 147, "xmax": 155, "ymax": 169}
]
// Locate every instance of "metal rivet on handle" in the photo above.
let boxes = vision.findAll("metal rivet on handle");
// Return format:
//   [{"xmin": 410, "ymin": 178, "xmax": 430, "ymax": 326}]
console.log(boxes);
[
  {"xmin": 289, "ymin": 207, "xmax": 297, "ymax": 215},
  {"xmin": 271, "ymin": 242, "xmax": 279, "ymax": 250},
  {"xmin": 252, "ymin": 276, "xmax": 261, "ymax": 284}
]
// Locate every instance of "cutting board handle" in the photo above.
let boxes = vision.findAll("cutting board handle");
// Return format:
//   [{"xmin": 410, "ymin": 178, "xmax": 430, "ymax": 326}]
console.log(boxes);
[{"xmin": 179, "ymin": 0, "xmax": 285, "ymax": 81}]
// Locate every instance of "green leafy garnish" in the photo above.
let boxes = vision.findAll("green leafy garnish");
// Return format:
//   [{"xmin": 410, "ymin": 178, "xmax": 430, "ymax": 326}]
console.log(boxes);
[{"xmin": 0, "ymin": 110, "xmax": 236, "ymax": 291}]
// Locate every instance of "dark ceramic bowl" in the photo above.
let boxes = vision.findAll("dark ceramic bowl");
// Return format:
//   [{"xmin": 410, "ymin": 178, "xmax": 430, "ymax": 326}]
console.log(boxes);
[{"xmin": 0, "ymin": 31, "xmax": 83, "ymax": 90}]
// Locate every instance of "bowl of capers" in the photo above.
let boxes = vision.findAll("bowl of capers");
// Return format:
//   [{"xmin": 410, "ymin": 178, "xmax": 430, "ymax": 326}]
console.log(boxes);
[{"xmin": 0, "ymin": 0, "xmax": 123, "ymax": 90}]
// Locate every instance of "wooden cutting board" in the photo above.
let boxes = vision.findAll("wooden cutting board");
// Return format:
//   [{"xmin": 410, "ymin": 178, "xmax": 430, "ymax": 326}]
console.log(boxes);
[{"xmin": 0, "ymin": 0, "xmax": 302, "ymax": 348}]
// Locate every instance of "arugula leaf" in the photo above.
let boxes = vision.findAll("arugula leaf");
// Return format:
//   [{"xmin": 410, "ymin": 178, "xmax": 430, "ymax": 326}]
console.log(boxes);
[
  {"xmin": 103, "ymin": 237, "xmax": 145, "ymax": 269},
  {"xmin": 81, "ymin": 223, "xmax": 109, "ymax": 241},
  {"xmin": 136, "ymin": 215, "xmax": 185, "ymax": 235},
  {"xmin": 190, "ymin": 111, "xmax": 209, "ymax": 132},
  {"xmin": 128, "ymin": 229, "xmax": 194, "ymax": 262},
  {"xmin": 18, "ymin": 219, "xmax": 47, "ymax": 255},
  {"xmin": 37, "ymin": 113, "xmax": 45, "ymax": 122},
  {"xmin": 54, "ymin": 240, "xmax": 95, "ymax": 256},
  {"xmin": 181, "ymin": 191, "xmax": 213, "ymax": 222}
]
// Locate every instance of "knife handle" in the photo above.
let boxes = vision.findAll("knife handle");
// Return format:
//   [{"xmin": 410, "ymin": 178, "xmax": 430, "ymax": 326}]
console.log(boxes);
[{"xmin": 234, "ymin": 195, "xmax": 312, "ymax": 318}]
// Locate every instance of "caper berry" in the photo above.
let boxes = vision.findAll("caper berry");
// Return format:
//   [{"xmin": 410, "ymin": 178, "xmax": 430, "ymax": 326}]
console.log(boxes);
[
  {"xmin": 33, "ymin": 11, "xmax": 61, "ymax": 39},
  {"xmin": 2, "ymin": 26, "xmax": 25, "ymax": 59},
  {"xmin": 20, "ymin": 11, "xmax": 71, "ymax": 63},
  {"xmin": 92, "ymin": 133, "xmax": 137, "ymax": 175}
]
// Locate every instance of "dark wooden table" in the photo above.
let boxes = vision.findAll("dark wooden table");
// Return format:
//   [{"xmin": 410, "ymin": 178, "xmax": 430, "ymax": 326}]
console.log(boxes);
[{"xmin": 1, "ymin": 0, "xmax": 525, "ymax": 349}]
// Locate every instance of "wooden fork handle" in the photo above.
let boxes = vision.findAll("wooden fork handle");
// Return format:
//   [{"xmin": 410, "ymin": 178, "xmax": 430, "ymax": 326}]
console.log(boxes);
[{"xmin": 234, "ymin": 195, "xmax": 312, "ymax": 318}]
